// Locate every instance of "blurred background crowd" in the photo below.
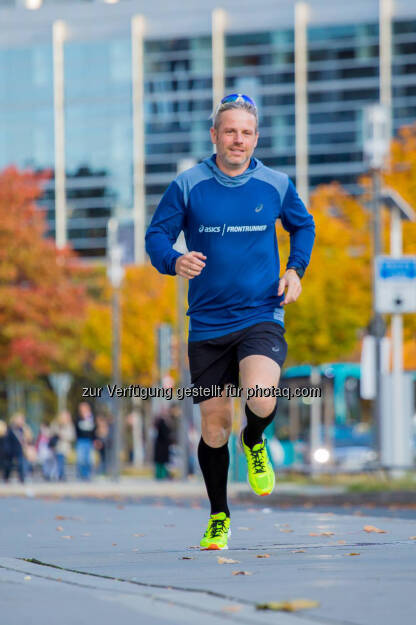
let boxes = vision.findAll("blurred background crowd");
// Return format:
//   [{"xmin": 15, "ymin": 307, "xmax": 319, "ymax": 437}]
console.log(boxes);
[{"xmin": 0, "ymin": 402, "xmax": 187, "ymax": 483}]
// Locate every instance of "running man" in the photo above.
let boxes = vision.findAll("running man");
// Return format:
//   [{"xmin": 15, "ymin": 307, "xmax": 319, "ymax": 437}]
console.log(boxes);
[{"xmin": 145, "ymin": 94, "xmax": 315, "ymax": 550}]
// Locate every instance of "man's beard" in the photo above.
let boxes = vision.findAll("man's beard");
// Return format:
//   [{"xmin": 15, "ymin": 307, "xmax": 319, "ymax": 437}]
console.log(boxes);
[{"xmin": 221, "ymin": 150, "xmax": 250, "ymax": 169}]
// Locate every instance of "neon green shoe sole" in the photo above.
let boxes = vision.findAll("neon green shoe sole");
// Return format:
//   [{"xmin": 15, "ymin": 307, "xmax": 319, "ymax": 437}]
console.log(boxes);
[
  {"xmin": 200, "ymin": 512, "xmax": 231, "ymax": 550},
  {"xmin": 240, "ymin": 431, "xmax": 275, "ymax": 496}
]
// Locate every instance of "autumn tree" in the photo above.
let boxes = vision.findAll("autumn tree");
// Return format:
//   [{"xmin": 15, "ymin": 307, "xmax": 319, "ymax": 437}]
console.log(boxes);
[
  {"xmin": 81, "ymin": 265, "xmax": 176, "ymax": 386},
  {"xmin": 383, "ymin": 124, "xmax": 416, "ymax": 369},
  {"xmin": 278, "ymin": 123, "xmax": 416, "ymax": 368},
  {"xmin": 0, "ymin": 167, "xmax": 87, "ymax": 379},
  {"xmin": 278, "ymin": 183, "xmax": 372, "ymax": 365}
]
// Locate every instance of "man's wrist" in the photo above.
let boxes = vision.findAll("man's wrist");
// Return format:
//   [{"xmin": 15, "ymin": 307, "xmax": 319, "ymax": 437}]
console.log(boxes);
[{"xmin": 286, "ymin": 266, "xmax": 304, "ymax": 279}]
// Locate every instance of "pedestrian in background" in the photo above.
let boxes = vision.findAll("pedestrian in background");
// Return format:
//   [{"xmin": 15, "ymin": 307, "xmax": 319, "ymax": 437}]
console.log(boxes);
[
  {"xmin": 94, "ymin": 415, "xmax": 111, "ymax": 475},
  {"xmin": 0, "ymin": 420, "xmax": 7, "ymax": 479},
  {"xmin": 35, "ymin": 422, "xmax": 56, "ymax": 480},
  {"xmin": 75, "ymin": 402, "xmax": 96, "ymax": 480},
  {"xmin": 153, "ymin": 410, "xmax": 172, "ymax": 480},
  {"xmin": 4, "ymin": 413, "xmax": 26, "ymax": 482},
  {"xmin": 50, "ymin": 410, "xmax": 75, "ymax": 481}
]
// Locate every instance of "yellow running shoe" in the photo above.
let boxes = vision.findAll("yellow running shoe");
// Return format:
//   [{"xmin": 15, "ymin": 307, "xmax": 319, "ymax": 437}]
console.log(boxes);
[
  {"xmin": 240, "ymin": 431, "xmax": 275, "ymax": 496},
  {"xmin": 200, "ymin": 512, "xmax": 231, "ymax": 550}
]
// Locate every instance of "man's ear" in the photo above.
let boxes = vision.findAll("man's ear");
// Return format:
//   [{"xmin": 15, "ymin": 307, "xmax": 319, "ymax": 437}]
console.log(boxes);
[{"xmin": 210, "ymin": 126, "xmax": 217, "ymax": 146}]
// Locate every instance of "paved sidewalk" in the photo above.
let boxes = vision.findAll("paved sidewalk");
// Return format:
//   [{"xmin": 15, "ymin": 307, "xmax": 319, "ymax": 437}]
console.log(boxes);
[
  {"xmin": 0, "ymin": 477, "xmax": 345, "ymax": 500},
  {"xmin": 0, "ymin": 497, "xmax": 415, "ymax": 625}
]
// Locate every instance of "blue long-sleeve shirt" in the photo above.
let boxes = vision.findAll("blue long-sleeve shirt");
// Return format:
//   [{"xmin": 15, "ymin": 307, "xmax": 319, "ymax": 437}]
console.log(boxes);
[{"xmin": 146, "ymin": 155, "xmax": 315, "ymax": 341}]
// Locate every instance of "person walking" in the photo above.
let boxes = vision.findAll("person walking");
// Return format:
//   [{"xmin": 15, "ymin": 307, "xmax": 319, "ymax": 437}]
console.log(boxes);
[
  {"xmin": 3, "ymin": 413, "xmax": 27, "ymax": 482},
  {"xmin": 75, "ymin": 402, "xmax": 96, "ymax": 480},
  {"xmin": 153, "ymin": 410, "xmax": 172, "ymax": 480},
  {"xmin": 145, "ymin": 94, "xmax": 315, "ymax": 550},
  {"xmin": 50, "ymin": 410, "xmax": 75, "ymax": 481},
  {"xmin": 0, "ymin": 420, "xmax": 8, "ymax": 480},
  {"xmin": 94, "ymin": 415, "xmax": 111, "ymax": 476}
]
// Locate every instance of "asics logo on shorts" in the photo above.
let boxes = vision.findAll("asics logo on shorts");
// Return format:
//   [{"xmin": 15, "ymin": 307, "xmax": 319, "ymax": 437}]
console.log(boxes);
[{"xmin": 271, "ymin": 346, "xmax": 280, "ymax": 352}]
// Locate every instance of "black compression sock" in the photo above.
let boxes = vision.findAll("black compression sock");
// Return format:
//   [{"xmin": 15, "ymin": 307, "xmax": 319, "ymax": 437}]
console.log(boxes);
[
  {"xmin": 243, "ymin": 402, "xmax": 277, "ymax": 448},
  {"xmin": 198, "ymin": 437, "xmax": 230, "ymax": 517}
]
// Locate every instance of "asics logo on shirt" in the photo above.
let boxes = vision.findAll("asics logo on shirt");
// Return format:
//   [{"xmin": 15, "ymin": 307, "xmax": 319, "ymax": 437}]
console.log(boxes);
[
  {"xmin": 199, "ymin": 225, "xmax": 221, "ymax": 233},
  {"xmin": 254, "ymin": 204, "xmax": 263, "ymax": 212}
]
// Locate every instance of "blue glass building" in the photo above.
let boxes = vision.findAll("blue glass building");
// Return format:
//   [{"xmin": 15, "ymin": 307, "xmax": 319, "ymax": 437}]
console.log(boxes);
[{"xmin": 0, "ymin": 0, "xmax": 415, "ymax": 257}]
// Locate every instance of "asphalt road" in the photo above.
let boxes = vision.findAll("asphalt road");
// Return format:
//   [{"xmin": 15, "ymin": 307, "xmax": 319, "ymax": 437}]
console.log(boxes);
[{"xmin": 0, "ymin": 497, "xmax": 415, "ymax": 625}]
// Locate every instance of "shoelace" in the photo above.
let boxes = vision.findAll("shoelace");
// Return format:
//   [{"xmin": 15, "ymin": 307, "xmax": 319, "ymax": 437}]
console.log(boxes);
[
  {"xmin": 250, "ymin": 446, "xmax": 266, "ymax": 474},
  {"xmin": 209, "ymin": 519, "xmax": 227, "ymax": 538}
]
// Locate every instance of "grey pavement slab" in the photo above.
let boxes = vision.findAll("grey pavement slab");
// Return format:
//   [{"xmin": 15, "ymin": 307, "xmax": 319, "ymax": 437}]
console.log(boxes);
[{"xmin": 0, "ymin": 497, "xmax": 415, "ymax": 625}]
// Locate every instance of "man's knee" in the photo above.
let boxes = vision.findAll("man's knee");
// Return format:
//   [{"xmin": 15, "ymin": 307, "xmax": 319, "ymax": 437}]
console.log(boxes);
[
  {"xmin": 246, "ymin": 396, "xmax": 277, "ymax": 419},
  {"xmin": 201, "ymin": 406, "xmax": 232, "ymax": 448}
]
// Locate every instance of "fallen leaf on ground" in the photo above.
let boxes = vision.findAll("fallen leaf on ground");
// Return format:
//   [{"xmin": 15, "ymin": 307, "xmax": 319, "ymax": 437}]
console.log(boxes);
[
  {"xmin": 24, "ymin": 576, "xmax": 31, "ymax": 581},
  {"xmin": 237, "ymin": 526, "xmax": 252, "ymax": 531},
  {"xmin": 112, "ymin": 543, "xmax": 117, "ymax": 546},
  {"xmin": 82, "ymin": 533, "xmax": 91, "ymax": 537},
  {"xmin": 337, "ymin": 540, "xmax": 346, "ymax": 545},
  {"xmin": 409, "ymin": 536, "xmax": 416, "ymax": 540},
  {"xmin": 180, "ymin": 556, "xmax": 193, "ymax": 560},
  {"xmin": 291, "ymin": 550, "xmax": 305, "ymax": 553},
  {"xmin": 309, "ymin": 532, "xmax": 334, "ymax": 537},
  {"xmin": 133, "ymin": 533, "xmax": 144, "ymax": 537},
  {"xmin": 346, "ymin": 553, "xmax": 360, "ymax": 556},
  {"xmin": 56, "ymin": 526, "xmax": 64, "ymax": 532},
  {"xmin": 256, "ymin": 554, "xmax": 271, "ymax": 558},
  {"xmin": 222, "ymin": 605, "xmax": 241, "ymax": 613},
  {"xmin": 232, "ymin": 570, "xmax": 252, "ymax": 576},
  {"xmin": 363, "ymin": 525, "xmax": 386, "ymax": 534},
  {"xmin": 61, "ymin": 535, "xmax": 73, "ymax": 540},
  {"xmin": 217, "ymin": 556, "xmax": 240, "ymax": 564},
  {"xmin": 280, "ymin": 529, "xmax": 294, "ymax": 533},
  {"xmin": 256, "ymin": 599, "xmax": 319, "ymax": 612}
]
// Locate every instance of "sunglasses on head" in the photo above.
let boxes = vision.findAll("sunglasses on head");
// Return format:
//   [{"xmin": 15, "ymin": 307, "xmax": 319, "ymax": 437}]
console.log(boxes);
[{"xmin": 219, "ymin": 93, "xmax": 257, "ymax": 108}]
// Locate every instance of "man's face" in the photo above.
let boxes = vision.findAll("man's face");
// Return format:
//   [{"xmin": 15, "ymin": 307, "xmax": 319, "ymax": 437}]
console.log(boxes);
[{"xmin": 210, "ymin": 109, "xmax": 258, "ymax": 171}]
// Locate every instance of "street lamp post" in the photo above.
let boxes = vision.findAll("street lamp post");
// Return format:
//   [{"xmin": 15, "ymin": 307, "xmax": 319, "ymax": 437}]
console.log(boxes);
[
  {"xmin": 107, "ymin": 218, "xmax": 125, "ymax": 481},
  {"xmin": 363, "ymin": 104, "xmax": 390, "ymax": 460}
]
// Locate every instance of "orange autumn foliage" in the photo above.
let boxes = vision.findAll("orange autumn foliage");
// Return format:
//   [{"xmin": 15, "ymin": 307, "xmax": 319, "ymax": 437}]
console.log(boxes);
[
  {"xmin": 277, "ymin": 124, "xmax": 416, "ymax": 369},
  {"xmin": 82, "ymin": 265, "xmax": 176, "ymax": 385},
  {"xmin": 277, "ymin": 183, "xmax": 372, "ymax": 365},
  {"xmin": 0, "ymin": 167, "xmax": 87, "ymax": 379},
  {"xmin": 383, "ymin": 124, "xmax": 416, "ymax": 370}
]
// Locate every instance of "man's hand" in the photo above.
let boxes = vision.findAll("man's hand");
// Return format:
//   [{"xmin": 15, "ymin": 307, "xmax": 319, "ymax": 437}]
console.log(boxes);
[
  {"xmin": 278, "ymin": 269, "xmax": 302, "ymax": 305},
  {"xmin": 175, "ymin": 251, "xmax": 207, "ymax": 279}
]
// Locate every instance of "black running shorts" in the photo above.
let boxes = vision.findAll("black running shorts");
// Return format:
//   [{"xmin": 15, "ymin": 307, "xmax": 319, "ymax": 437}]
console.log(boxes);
[{"xmin": 187, "ymin": 321, "xmax": 288, "ymax": 404}]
